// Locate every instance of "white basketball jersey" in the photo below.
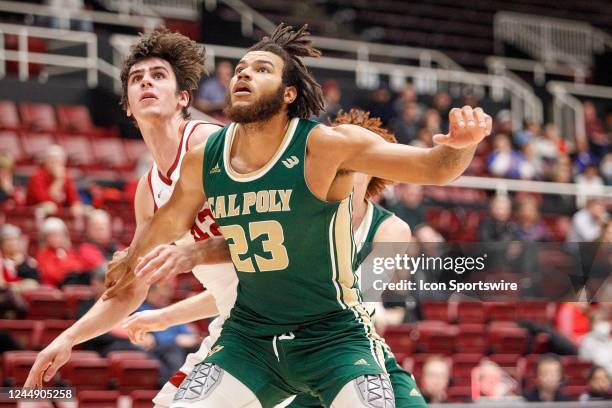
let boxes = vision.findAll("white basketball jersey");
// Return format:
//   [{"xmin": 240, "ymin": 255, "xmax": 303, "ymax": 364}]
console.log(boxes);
[{"xmin": 147, "ymin": 120, "xmax": 237, "ymax": 319}]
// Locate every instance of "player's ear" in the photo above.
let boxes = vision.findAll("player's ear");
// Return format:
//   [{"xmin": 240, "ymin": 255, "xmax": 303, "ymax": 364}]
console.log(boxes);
[
  {"xmin": 126, "ymin": 105, "xmax": 132, "ymax": 117},
  {"xmin": 284, "ymin": 86, "xmax": 297, "ymax": 105},
  {"xmin": 178, "ymin": 90, "xmax": 189, "ymax": 109}
]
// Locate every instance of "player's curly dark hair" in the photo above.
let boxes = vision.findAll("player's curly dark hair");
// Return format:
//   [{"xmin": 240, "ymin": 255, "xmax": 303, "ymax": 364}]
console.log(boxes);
[
  {"xmin": 248, "ymin": 23, "xmax": 324, "ymax": 119},
  {"xmin": 333, "ymin": 109, "xmax": 397, "ymax": 198},
  {"xmin": 120, "ymin": 29, "xmax": 206, "ymax": 120}
]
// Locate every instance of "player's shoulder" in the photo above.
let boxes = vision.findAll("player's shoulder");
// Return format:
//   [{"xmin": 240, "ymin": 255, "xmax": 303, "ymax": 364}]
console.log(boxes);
[
  {"xmin": 374, "ymin": 213, "xmax": 412, "ymax": 243},
  {"xmin": 308, "ymin": 122, "xmax": 366, "ymax": 152},
  {"xmin": 187, "ymin": 121, "xmax": 226, "ymax": 150}
]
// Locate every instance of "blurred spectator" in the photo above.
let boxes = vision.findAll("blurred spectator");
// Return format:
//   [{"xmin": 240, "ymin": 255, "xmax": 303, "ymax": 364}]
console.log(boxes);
[
  {"xmin": 583, "ymin": 100, "xmax": 609, "ymax": 159},
  {"xmin": 575, "ymin": 136, "xmax": 599, "ymax": 175},
  {"xmin": 533, "ymin": 123, "xmax": 567, "ymax": 163},
  {"xmin": 124, "ymin": 151, "xmax": 153, "ymax": 203},
  {"xmin": 515, "ymin": 195, "xmax": 550, "ymax": 242},
  {"xmin": 605, "ymin": 109, "xmax": 612, "ymax": 134},
  {"xmin": 317, "ymin": 79, "xmax": 342, "ymax": 123},
  {"xmin": 77, "ymin": 267, "xmax": 143, "ymax": 356},
  {"xmin": 0, "ymin": 224, "xmax": 40, "ymax": 284},
  {"xmin": 422, "ymin": 108, "xmax": 441, "ymax": 136},
  {"xmin": 514, "ymin": 120, "xmax": 541, "ymax": 148},
  {"xmin": 389, "ymin": 184, "xmax": 426, "ymax": 230},
  {"xmin": 567, "ymin": 198, "xmax": 609, "ymax": 242},
  {"xmin": 522, "ymin": 354, "xmax": 570, "ymax": 402},
  {"xmin": 0, "ymin": 153, "xmax": 16, "ymax": 205},
  {"xmin": 519, "ymin": 142, "xmax": 542, "ymax": 180},
  {"xmin": 601, "ymin": 153, "xmax": 612, "ymax": 185},
  {"xmin": 45, "ymin": 0, "xmax": 93, "ymax": 32},
  {"xmin": 136, "ymin": 281, "xmax": 199, "ymax": 385},
  {"xmin": 556, "ymin": 302, "xmax": 591, "ymax": 346},
  {"xmin": 413, "ymin": 224, "xmax": 445, "ymax": 243},
  {"xmin": 575, "ymin": 164, "xmax": 605, "ymax": 209},
  {"xmin": 478, "ymin": 195, "xmax": 517, "ymax": 241},
  {"xmin": 78, "ymin": 209, "xmax": 120, "ymax": 271},
  {"xmin": 26, "ymin": 145, "xmax": 82, "ymax": 218},
  {"xmin": 194, "ymin": 60, "xmax": 232, "ymax": 115},
  {"xmin": 579, "ymin": 309, "xmax": 612, "ymax": 377},
  {"xmin": 392, "ymin": 83, "xmax": 423, "ymax": 116},
  {"xmin": 36, "ymin": 217, "xmax": 88, "ymax": 287},
  {"xmin": 477, "ymin": 359, "xmax": 516, "ymax": 400},
  {"xmin": 367, "ymin": 87, "xmax": 394, "ymax": 125},
  {"xmin": 411, "ymin": 127, "xmax": 434, "ymax": 148},
  {"xmin": 431, "ymin": 92, "xmax": 451, "ymax": 130},
  {"xmin": 487, "ymin": 133, "xmax": 525, "ymax": 179},
  {"xmin": 495, "ymin": 109, "xmax": 513, "ymax": 136},
  {"xmin": 389, "ymin": 102, "xmax": 420, "ymax": 144},
  {"xmin": 421, "ymin": 356, "xmax": 450, "ymax": 403},
  {"xmin": 580, "ymin": 366, "xmax": 612, "ymax": 402},
  {"xmin": 541, "ymin": 162, "xmax": 576, "ymax": 215}
]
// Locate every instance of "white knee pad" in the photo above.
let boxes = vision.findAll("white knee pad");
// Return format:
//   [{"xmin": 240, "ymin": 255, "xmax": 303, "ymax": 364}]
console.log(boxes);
[
  {"xmin": 169, "ymin": 363, "xmax": 262, "ymax": 408},
  {"xmin": 331, "ymin": 374, "xmax": 395, "ymax": 408}
]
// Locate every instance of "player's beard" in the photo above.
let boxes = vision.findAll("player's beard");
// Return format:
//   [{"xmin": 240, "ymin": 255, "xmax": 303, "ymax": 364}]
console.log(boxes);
[{"xmin": 224, "ymin": 83, "xmax": 284, "ymax": 124}]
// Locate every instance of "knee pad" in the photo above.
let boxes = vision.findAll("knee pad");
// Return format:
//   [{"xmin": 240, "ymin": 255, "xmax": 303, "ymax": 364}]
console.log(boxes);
[{"xmin": 332, "ymin": 374, "xmax": 395, "ymax": 408}]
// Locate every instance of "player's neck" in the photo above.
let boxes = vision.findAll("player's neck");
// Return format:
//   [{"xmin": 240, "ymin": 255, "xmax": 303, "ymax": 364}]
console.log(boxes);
[
  {"xmin": 138, "ymin": 114, "xmax": 185, "ymax": 175},
  {"xmin": 234, "ymin": 113, "xmax": 290, "ymax": 166},
  {"xmin": 352, "ymin": 198, "xmax": 369, "ymax": 232}
]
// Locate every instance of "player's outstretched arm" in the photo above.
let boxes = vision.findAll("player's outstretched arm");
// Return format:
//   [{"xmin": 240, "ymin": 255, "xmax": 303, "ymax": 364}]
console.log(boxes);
[
  {"xmin": 105, "ymin": 146, "xmax": 207, "ymax": 298},
  {"xmin": 325, "ymin": 106, "xmax": 492, "ymax": 185},
  {"xmin": 122, "ymin": 290, "xmax": 219, "ymax": 344}
]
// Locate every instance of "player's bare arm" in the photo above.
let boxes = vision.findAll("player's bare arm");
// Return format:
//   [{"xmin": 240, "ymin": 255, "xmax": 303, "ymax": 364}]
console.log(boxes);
[
  {"xmin": 309, "ymin": 106, "xmax": 491, "ymax": 191},
  {"xmin": 122, "ymin": 289, "xmax": 219, "ymax": 344},
  {"xmin": 105, "ymin": 145, "xmax": 207, "ymax": 297}
]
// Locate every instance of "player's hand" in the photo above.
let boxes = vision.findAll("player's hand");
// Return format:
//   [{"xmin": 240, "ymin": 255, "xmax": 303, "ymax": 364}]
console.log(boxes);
[
  {"xmin": 104, "ymin": 252, "xmax": 132, "ymax": 299},
  {"xmin": 134, "ymin": 244, "xmax": 196, "ymax": 285},
  {"xmin": 433, "ymin": 106, "xmax": 492, "ymax": 149},
  {"xmin": 24, "ymin": 336, "xmax": 73, "ymax": 388},
  {"xmin": 122, "ymin": 309, "xmax": 170, "ymax": 344}
]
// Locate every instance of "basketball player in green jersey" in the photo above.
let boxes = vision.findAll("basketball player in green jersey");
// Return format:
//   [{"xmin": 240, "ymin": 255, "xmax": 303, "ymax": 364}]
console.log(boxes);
[{"xmin": 105, "ymin": 24, "xmax": 491, "ymax": 408}]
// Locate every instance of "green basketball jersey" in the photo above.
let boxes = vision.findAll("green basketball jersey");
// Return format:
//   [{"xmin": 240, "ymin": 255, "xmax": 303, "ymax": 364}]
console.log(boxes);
[
  {"xmin": 203, "ymin": 118, "xmax": 362, "ymax": 337},
  {"xmin": 354, "ymin": 200, "xmax": 393, "ymax": 266}
]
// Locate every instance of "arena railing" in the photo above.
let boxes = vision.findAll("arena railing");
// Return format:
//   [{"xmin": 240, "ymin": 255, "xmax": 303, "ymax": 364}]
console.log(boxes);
[
  {"xmin": 494, "ymin": 11, "xmax": 612, "ymax": 68},
  {"xmin": 0, "ymin": 0, "xmax": 162, "ymax": 32},
  {"xmin": 109, "ymin": 34, "xmax": 543, "ymax": 131},
  {"xmin": 486, "ymin": 56, "xmax": 588, "ymax": 86}
]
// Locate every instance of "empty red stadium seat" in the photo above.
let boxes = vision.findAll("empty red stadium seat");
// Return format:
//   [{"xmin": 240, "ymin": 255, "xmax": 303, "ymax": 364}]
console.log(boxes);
[
  {"xmin": 77, "ymin": 390, "xmax": 120, "ymax": 408},
  {"xmin": 20, "ymin": 132, "xmax": 55, "ymax": 162},
  {"xmin": 57, "ymin": 134, "xmax": 95, "ymax": 167},
  {"xmin": 416, "ymin": 323, "xmax": 457, "ymax": 354},
  {"xmin": 0, "ymin": 319, "xmax": 41, "ymax": 349},
  {"xmin": 2, "ymin": 351, "xmax": 38, "ymax": 386},
  {"xmin": 32, "ymin": 320, "xmax": 76, "ymax": 349},
  {"xmin": 63, "ymin": 285, "xmax": 95, "ymax": 318},
  {"xmin": 560, "ymin": 356, "xmax": 593, "ymax": 386},
  {"xmin": 0, "ymin": 130, "xmax": 24, "ymax": 162},
  {"xmin": 455, "ymin": 323, "xmax": 486, "ymax": 354},
  {"xmin": 561, "ymin": 385, "xmax": 587, "ymax": 401},
  {"xmin": 456, "ymin": 302, "xmax": 484, "ymax": 324},
  {"xmin": 517, "ymin": 302, "xmax": 552, "ymax": 324},
  {"xmin": 0, "ymin": 100, "xmax": 20, "ymax": 129},
  {"xmin": 19, "ymin": 103, "xmax": 58, "ymax": 132},
  {"xmin": 22, "ymin": 289, "xmax": 68, "ymax": 320},
  {"xmin": 487, "ymin": 325, "xmax": 528, "ymax": 355},
  {"xmin": 112, "ymin": 358, "xmax": 160, "ymax": 393},
  {"xmin": 60, "ymin": 356, "xmax": 110, "ymax": 391},
  {"xmin": 451, "ymin": 353, "xmax": 482, "ymax": 386},
  {"xmin": 130, "ymin": 390, "xmax": 160, "ymax": 408},
  {"xmin": 447, "ymin": 385, "xmax": 472, "ymax": 403},
  {"xmin": 56, "ymin": 105, "xmax": 94, "ymax": 134},
  {"xmin": 382, "ymin": 324, "xmax": 415, "ymax": 354},
  {"xmin": 91, "ymin": 139, "xmax": 129, "ymax": 169},
  {"xmin": 485, "ymin": 302, "xmax": 517, "ymax": 322},
  {"xmin": 421, "ymin": 301, "xmax": 449, "ymax": 322}
]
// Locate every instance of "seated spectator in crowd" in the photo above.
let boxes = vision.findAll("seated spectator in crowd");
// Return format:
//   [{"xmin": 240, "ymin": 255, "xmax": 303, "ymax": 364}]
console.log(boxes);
[
  {"xmin": 77, "ymin": 267, "xmax": 143, "ymax": 356},
  {"xmin": 522, "ymin": 354, "xmax": 570, "ymax": 402},
  {"xmin": 567, "ymin": 198, "xmax": 608, "ymax": 242},
  {"xmin": 431, "ymin": 91, "xmax": 451, "ymax": 130},
  {"xmin": 487, "ymin": 133, "xmax": 527, "ymax": 179},
  {"xmin": 575, "ymin": 136, "xmax": 600, "ymax": 175},
  {"xmin": 583, "ymin": 100, "xmax": 609, "ymax": 159},
  {"xmin": 513, "ymin": 120, "xmax": 541, "ymax": 148},
  {"xmin": 78, "ymin": 209, "xmax": 120, "ymax": 271},
  {"xmin": 515, "ymin": 195, "xmax": 550, "ymax": 242},
  {"xmin": 477, "ymin": 359, "xmax": 517, "ymax": 401},
  {"xmin": 390, "ymin": 183, "xmax": 426, "ymax": 230},
  {"xmin": 575, "ymin": 164, "xmax": 605, "ymax": 209},
  {"xmin": 194, "ymin": 60, "xmax": 232, "ymax": 116},
  {"xmin": 422, "ymin": 108, "xmax": 441, "ymax": 136},
  {"xmin": 556, "ymin": 302, "xmax": 591, "ymax": 346},
  {"xmin": 519, "ymin": 142, "xmax": 543, "ymax": 180},
  {"xmin": 134, "ymin": 281, "xmax": 200, "ymax": 386},
  {"xmin": 389, "ymin": 101, "xmax": 420, "ymax": 145},
  {"xmin": 317, "ymin": 79, "xmax": 342, "ymax": 123},
  {"xmin": 392, "ymin": 83, "xmax": 423, "ymax": 117},
  {"xmin": 0, "ymin": 153, "xmax": 17, "ymax": 206},
  {"xmin": 421, "ymin": 356, "xmax": 450, "ymax": 403},
  {"xmin": 601, "ymin": 153, "xmax": 612, "ymax": 185},
  {"xmin": 579, "ymin": 309, "xmax": 612, "ymax": 377},
  {"xmin": 367, "ymin": 87, "xmax": 394, "ymax": 125},
  {"xmin": 541, "ymin": 161, "xmax": 576, "ymax": 215},
  {"xmin": 26, "ymin": 145, "xmax": 82, "ymax": 218},
  {"xmin": 0, "ymin": 224, "xmax": 40, "ymax": 284},
  {"xmin": 532, "ymin": 123, "xmax": 568, "ymax": 163},
  {"xmin": 36, "ymin": 217, "xmax": 88, "ymax": 287},
  {"xmin": 478, "ymin": 195, "xmax": 517, "ymax": 241},
  {"xmin": 495, "ymin": 109, "xmax": 513, "ymax": 136},
  {"xmin": 411, "ymin": 127, "xmax": 434, "ymax": 148},
  {"xmin": 580, "ymin": 366, "xmax": 612, "ymax": 402}
]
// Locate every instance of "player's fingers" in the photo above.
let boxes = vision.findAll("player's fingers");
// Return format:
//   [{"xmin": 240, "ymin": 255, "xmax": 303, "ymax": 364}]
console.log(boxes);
[
  {"xmin": 146, "ymin": 262, "xmax": 174, "ymax": 285},
  {"xmin": 135, "ymin": 246, "xmax": 163, "ymax": 276},
  {"xmin": 474, "ymin": 107, "xmax": 486, "ymax": 128},
  {"xmin": 461, "ymin": 105, "xmax": 475, "ymax": 127},
  {"xmin": 449, "ymin": 108, "xmax": 464, "ymax": 128},
  {"xmin": 432, "ymin": 133, "xmax": 451, "ymax": 145},
  {"xmin": 43, "ymin": 360, "xmax": 61, "ymax": 382},
  {"xmin": 485, "ymin": 114, "xmax": 493, "ymax": 135},
  {"xmin": 136, "ymin": 254, "xmax": 166, "ymax": 279}
]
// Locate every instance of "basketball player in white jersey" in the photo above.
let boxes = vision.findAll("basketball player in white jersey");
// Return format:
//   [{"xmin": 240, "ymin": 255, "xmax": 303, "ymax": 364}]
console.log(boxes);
[{"xmin": 24, "ymin": 29, "xmax": 236, "ymax": 390}]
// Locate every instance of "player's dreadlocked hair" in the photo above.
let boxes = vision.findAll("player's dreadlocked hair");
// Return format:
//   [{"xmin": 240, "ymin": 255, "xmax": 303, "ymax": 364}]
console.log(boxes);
[
  {"xmin": 333, "ymin": 109, "xmax": 397, "ymax": 198},
  {"xmin": 248, "ymin": 23, "xmax": 324, "ymax": 119},
  {"xmin": 120, "ymin": 29, "xmax": 206, "ymax": 120}
]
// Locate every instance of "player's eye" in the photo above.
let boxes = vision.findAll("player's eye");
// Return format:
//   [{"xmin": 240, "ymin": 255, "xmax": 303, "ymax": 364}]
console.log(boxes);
[
  {"xmin": 131, "ymin": 75, "xmax": 142, "ymax": 83},
  {"xmin": 235, "ymin": 66, "xmax": 244, "ymax": 74},
  {"xmin": 154, "ymin": 72, "xmax": 164, "ymax": 79},
  {"xmin": 258, "ymin": 67, "xmax": 269, "ymax": 73}
]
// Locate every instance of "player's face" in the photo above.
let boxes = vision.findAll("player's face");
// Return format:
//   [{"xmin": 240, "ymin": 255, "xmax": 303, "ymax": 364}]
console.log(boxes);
[
  {"xmin": 225, "ymin": 51, "xmax": 295, "ymax": 123},
  {"xmin": 126, "ymin": 57, "xmax": 188, "ymax": 122}
]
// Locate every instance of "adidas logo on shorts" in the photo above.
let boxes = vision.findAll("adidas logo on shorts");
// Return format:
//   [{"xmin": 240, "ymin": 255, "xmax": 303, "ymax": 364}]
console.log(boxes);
[
  {"xmin": 409, "ymin": 389, "xmax": 421, "ymax": 397},
  {"xmin": 353, "ymin": 359, "xmax": 369, "ymax": 366}
]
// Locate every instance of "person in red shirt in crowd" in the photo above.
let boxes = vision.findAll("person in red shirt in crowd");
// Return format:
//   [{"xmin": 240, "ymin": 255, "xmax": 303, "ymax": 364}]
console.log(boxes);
[
  {"xmin": 26, "ymin": 145, "xmax": 83, "ymax": 218},
  {"xmin": 78, "ymin": 209, "xmax": 122, "ymax": 271},
  {"xmin": 35, "ymin": 217, "xmax": 88, "ymax": 287},
  {"xmin": 0, "ymin": 224, "xmax": 40, "ymax": 285},
  {"xmin": 556, "ymin": 302, "xmax": 592, "ymax": 345}
]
